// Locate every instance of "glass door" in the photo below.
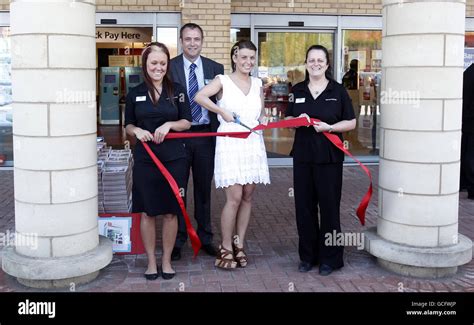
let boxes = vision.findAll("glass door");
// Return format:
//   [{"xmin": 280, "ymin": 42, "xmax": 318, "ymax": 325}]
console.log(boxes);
[{"xmin": 255, "ymin": 30, "xmax": 334, "ymax": 160}]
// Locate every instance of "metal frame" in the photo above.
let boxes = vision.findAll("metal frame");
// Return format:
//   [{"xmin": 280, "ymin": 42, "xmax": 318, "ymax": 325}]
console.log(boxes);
[{"xmin": 96, "ymin": 12, "xmax": 181, "ymax": 44}]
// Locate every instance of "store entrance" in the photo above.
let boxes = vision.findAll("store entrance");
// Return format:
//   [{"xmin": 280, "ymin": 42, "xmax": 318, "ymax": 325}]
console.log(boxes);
[
  {"xmin": 96, "ymin": 26, "xmax": 152, "ymax": 147},
  {"xmin": 255, "ymin": 30, "xmax": 335, "ymax": 161}
]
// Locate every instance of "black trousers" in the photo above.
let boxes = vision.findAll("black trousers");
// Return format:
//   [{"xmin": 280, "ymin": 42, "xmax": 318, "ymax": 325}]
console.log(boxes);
[
  {"xmin": 293, "ymin": 161, "xmax": 344, "ymax": 268},
  {"xmin": 175, "ymin": 125, "xmax": 215, "ymax": 247},
  {"xmin": 461, "ymin": 133, "xmax": 474, "ymax": 195}
]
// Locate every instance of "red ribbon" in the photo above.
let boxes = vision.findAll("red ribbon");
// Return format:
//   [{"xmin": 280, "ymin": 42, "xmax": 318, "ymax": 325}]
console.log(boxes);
[
  {"xmin": 142, "ymin": 117, "xmax": 371, "ymax": 256},
  {"xmin": 252, "ymin": 117, "xmax": 372, "ymax": 225}
]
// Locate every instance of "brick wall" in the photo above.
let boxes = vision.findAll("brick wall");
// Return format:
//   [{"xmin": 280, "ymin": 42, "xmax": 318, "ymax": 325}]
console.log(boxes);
[
  {"xmin": 0, "ymin": 0, "xmax": 473, "ymax": 16},
  {"xmin": 467, "ymin": 0, "xmax": 474, "ymax": 16},
  {"xmin": 232, "ymin": 0, "xmax": 474, "ymax": 16},
  {"xmin": 95, "ymin": 0, "xmax": 180, "ymax": 12},
  {"xmin": 181, "ymin": 0, "xmax": 232, "ymax": 72},
  {"xmin": 232, "ymin": 0, "xmax": 381, "ymax": 15}
]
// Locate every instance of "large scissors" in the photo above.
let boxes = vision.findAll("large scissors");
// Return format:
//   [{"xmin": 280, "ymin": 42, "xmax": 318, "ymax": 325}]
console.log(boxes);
[{"xmin": 232, "ymin": 112, "xmax": 258, "ymax": 134}]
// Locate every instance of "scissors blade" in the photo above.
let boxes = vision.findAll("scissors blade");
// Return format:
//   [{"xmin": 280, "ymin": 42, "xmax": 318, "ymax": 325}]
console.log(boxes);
[
  {"xmin": 232, "ymin": 113, "xmax": 258, "ymax": 134},
  {"xmin": 239, "ymin": 121, "xmax": 258, "ymax": 133}
]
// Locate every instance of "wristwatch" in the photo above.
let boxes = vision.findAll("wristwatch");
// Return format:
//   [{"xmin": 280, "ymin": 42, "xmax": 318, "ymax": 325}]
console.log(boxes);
[{"xmin": 328, "ymin": 125, "xmax": 334, "ymax": 133}]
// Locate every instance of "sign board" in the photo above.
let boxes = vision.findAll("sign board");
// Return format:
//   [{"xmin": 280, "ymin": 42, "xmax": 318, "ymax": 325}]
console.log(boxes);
[
  {"xmin": 96, "ymin": 27, "xmax": 152, "ymax": 43},
  {"xmin": 98, "ymin": 217, "xmax": 132, "ymax": 253},
  {"xmin": 464, "ymin": 48, "xmax": 474, "ymax": 70}
]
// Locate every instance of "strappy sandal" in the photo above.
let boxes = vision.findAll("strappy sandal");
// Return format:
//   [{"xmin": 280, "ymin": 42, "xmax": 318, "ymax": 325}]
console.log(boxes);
[
  {"xmin": 215, "ymin": 244, "xmax": 237, "ymax": 269},
  {"xmin": 232, "ymin": 235, "xmax": 248, "ymax": 268}
]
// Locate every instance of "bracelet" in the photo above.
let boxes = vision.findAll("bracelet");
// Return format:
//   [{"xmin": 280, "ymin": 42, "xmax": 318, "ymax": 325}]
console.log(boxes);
[{"xmin": 328, "ymin": 125, "xmax": 333, "ymax": 133}]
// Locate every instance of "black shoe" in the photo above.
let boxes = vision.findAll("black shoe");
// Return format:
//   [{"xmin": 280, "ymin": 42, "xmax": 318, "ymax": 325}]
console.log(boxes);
[
  {"xmin": 171, "ymin": 247, "xmax": 181, "ymax": 261},
  {"xmin": 144, "ymin": 266, "xmax": 160, "ymax": 280},
  {"xmin": 201, "ymin": 243, "xmax": 218, "ymax": 256},
  {"xmin": 298, "ymin": 261, "xmax": 313, "ymax": 273},
  {"xmin": 161, "ymin": 269, "xmax": 176, "ymax": 280},
  {"xmin": 319, "ymin": 264, "xmax": 342, "ymax": 276}
]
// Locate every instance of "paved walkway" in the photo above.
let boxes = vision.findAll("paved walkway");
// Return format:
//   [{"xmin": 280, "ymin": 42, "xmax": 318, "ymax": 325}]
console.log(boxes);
[{"xmin": 0, "ymin": 166, "xmax": 473, "ymax": 292}]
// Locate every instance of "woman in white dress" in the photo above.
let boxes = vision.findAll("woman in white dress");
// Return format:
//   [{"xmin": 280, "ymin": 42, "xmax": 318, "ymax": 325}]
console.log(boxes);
[{"xmin": 195, "ymin": 40, "xmax": 270, "ymax": 269}]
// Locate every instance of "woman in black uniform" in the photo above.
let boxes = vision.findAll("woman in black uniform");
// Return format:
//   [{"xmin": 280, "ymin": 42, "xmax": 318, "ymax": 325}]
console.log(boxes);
[
  {"xmin": 125, "ymin": 42, "xmax": 192, "ymax": 280},
  {"xmin": 286, "ymin": 45, "xmax": 356, "ymax": 275}
]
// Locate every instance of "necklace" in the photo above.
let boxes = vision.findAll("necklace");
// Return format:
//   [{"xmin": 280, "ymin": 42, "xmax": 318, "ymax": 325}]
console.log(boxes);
[{"xmin": 309, "ymin": 80, "xmax": 328, "ymax": 97}]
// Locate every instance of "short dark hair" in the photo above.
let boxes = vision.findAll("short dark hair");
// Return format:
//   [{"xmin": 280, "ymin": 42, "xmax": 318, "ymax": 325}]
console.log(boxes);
[
  {"xmin": 350, "ymin": 59, "xmax": 359, "ymax": 70},
  {"xmin": 230, "ymin": 40, "xmax": 257, "ymax": 73},
  {"xmin": 180, "ymin": 23, "xmax": 204, "ymax": 39}
]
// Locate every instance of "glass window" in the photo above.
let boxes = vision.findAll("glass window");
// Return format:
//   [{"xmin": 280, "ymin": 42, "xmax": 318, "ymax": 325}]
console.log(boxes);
[
  {"xmin": 342, "ymin": 30, "xmax": 382, "ymax": 157},
  {"xmin": 0, "ymin": 27, "xmax": 11, "ymax": 167},
  {"xmin": 257, "ymin": 31, "xmax": 334, "ymax": 158},
  {"xmin": 157, "ymin": 27, "xmax": 178, "ymax": 58}
]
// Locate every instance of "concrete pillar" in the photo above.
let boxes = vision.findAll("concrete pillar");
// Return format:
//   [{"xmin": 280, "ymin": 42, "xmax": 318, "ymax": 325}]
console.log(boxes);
[
  {"xmin": 2, "ymin": 0, "xmax": 112, "ymax": 288},
  {"xmin": 365, "ymin": 0, "xmax": 472, "ymax": 278},
  {"xmin": 180, "ymin": 0, "xmax": 232, "ymax": 72}
]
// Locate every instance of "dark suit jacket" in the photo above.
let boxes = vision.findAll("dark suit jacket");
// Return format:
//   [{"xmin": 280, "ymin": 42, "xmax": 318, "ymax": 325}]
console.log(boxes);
[{"xmin": 170, "ymin": 54, "xmax": 224, "ymax": 134}]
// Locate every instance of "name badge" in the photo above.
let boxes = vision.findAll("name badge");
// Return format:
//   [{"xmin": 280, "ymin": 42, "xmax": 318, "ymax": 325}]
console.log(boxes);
[
  {"xmin": 325, "ymin": 98, "xmax": 337, "ymax": 102},
  {"xmin": 204, "ymin": 79, "xmax": 212, "ymax": 85},
  {"xmin": 136, "ymin": 96, "xmax": 146, "ymax": 102},
  {"xmin": 295, "ymin": 98, "xmax": 305, "ymax": 104}
]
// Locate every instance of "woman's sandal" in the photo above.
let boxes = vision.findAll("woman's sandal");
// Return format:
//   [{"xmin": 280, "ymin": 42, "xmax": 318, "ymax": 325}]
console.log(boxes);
[
  {"xmin": 215, "ymin": 245, "xmax": 237, "ymax": 269},
  {"xmin": 232, "ymin": 235, "xmax": 248, "ymax": 268}
]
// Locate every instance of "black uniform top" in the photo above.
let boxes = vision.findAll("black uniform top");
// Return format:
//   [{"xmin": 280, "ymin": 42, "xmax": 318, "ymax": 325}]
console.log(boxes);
[
  {"xmin": 286, "ymin": 79, "xmax": 356, "ymax": 163},
  {"xmin": 463, "ymin": 64, "xmax": 474, "ymax": 134},
  {"xmin": 125, "ymin": 82, "xmax": 192, "ymax": 163}
]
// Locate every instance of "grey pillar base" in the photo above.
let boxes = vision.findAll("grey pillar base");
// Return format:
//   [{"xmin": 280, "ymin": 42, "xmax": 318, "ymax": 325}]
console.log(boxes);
[
  {"xmin": 364, "ymin": 227, "xmax": 473, "ymax": 279},
  {"xmin": 2, "ymin": 236, "xmax": 113, "ymax": 289}
]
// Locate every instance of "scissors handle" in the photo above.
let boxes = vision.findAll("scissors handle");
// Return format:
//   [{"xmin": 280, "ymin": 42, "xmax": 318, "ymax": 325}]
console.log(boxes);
[{"xmin": 232, "ymin": 112, "xmax": 240, "ymax": 123}]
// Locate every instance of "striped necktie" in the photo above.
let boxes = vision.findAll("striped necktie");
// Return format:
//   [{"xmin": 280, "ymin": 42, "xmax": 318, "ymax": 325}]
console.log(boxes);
[{"xmin": 188, "ymin": 63, "xmax": 202, "ymax": 123}]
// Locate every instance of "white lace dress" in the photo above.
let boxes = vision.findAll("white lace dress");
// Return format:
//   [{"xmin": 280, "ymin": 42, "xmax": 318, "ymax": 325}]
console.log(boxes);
[{"xmin": 214, "ymin": 74, "xmax": 270, "ymax": 188}]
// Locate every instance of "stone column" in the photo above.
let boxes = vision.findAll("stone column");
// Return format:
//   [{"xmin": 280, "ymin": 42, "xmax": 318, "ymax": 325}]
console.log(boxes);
[
  {"xmin": 365, "ymin": 0, "xmax": 472, "ymax": 278},
  {"xmin": 2, "ymin": 0, "xmax": 112, "ymax": 288}
]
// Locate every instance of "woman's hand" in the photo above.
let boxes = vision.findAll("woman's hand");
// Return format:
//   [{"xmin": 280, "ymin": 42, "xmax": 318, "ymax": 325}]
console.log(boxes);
[
  {"xmin": 221, "ymin": 110, "xmax": 235, "ymax": 123},
  {"xmin": 313, "ymin": 121, "xmax": 332, "ymax": 133},
  {"xmin": 134, "ymin": 128, "xmax": 154, "ymax": 142},
  {"xmin": 297, "ymin": 113, "xmax": 311, "ymax": 128},
  {"xmin": 154, "ymin": 123, "xmax": 171, "ymax": 144}
]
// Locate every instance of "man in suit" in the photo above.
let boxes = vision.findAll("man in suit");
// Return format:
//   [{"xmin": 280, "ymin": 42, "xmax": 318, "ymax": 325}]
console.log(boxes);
[
  {"xmin": 170, "ymin": 23, "xmax": 224, "ymax": 259},
  {"xmin": 461, "ymin": 63, "xmax": 474, "ymax": 200}
]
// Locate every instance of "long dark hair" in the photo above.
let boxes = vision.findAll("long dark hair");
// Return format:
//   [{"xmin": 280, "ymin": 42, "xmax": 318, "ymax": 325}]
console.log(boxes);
[
  {"xmin": 141, "ymin": 42, "xmax": 175, "ymax": 107},
  {"xmin": 230, "ymin": 40, "xmax": 257, "ymax": 73},
  {"xmin": 304, "ymin": 44, "xmax": 333, "ymax": 81}
]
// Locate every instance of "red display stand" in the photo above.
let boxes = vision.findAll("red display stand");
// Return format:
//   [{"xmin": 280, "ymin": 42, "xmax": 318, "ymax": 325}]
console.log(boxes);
[{"xmin": 99, "ymin": 213, "xmax": 145, "ymax": 255}]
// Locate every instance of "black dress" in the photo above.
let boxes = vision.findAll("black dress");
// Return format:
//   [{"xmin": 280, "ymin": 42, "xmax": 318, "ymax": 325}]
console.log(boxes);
[{"xmin": 125, "ymin": 82, "xmax": 192, "ymax": 216}]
